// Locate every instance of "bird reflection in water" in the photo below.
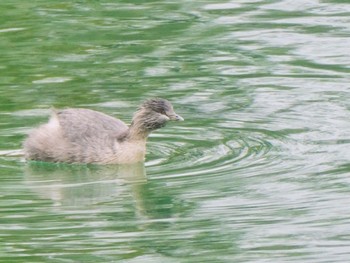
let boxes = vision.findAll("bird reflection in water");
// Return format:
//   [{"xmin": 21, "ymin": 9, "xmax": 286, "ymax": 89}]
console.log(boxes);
[{"xmin": 24, "ymin": 162, "xmax": 147, "ymax": 207}]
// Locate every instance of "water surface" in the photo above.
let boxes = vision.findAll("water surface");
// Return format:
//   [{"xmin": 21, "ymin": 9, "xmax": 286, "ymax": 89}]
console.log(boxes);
[{"xmin": 1, "ymin": 0, "xmax": 350, "ymax": 262}]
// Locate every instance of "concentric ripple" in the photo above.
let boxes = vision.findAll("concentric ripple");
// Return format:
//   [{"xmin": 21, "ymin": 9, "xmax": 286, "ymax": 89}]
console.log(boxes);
[{"xmin": 146, "ymin": 124, "xmax": 282, "ymax": 180}]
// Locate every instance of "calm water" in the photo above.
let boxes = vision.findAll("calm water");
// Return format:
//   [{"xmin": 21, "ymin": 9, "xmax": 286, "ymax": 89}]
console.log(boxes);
[{"xmin": 1, "ymin": 0, "xmax": 350, "ymax": 262}]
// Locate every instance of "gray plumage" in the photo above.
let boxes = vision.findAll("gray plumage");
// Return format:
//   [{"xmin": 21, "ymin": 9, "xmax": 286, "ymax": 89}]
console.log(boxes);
[{"xmin": 23, "ymin": 98, "xmax": 183, "ymax": 164}]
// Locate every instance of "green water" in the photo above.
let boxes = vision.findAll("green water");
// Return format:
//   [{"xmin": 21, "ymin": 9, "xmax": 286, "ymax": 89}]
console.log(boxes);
[{"xmin": 1, "ymin": 0, "xmax": 350, "ymax": 262}]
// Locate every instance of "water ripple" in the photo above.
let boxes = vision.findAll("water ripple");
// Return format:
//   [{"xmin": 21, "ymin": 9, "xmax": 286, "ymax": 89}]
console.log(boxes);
[{"xmin": 147, "ymin": 124, "xmax": 278, "ymax": 180}]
